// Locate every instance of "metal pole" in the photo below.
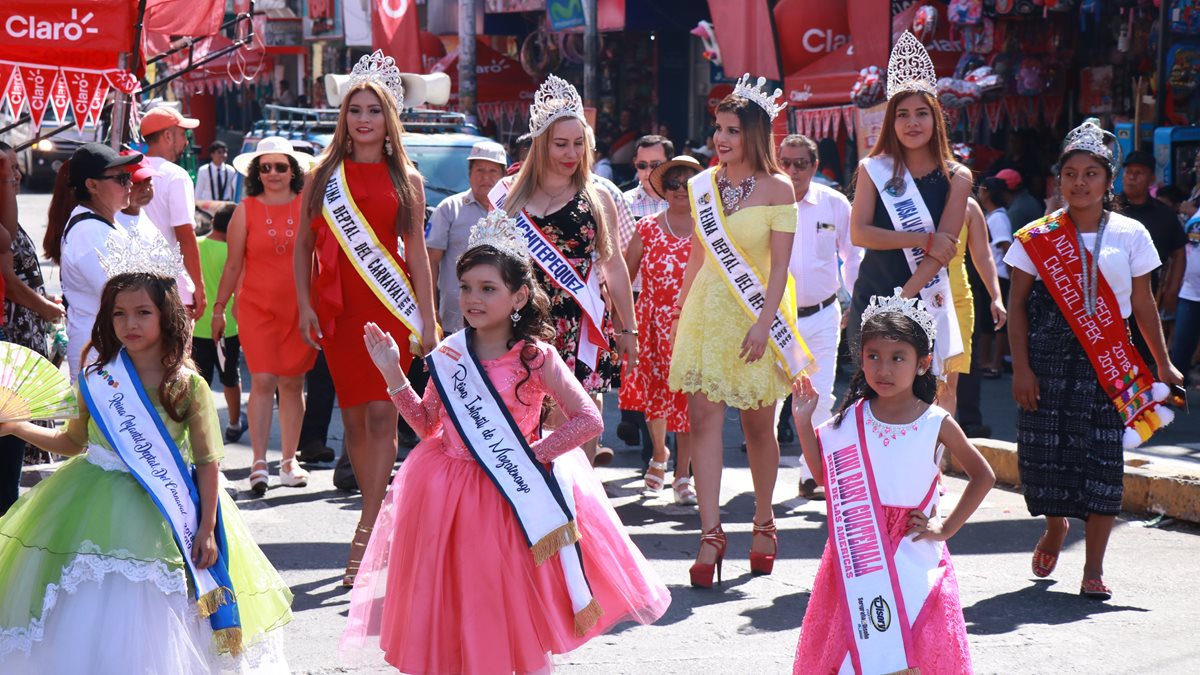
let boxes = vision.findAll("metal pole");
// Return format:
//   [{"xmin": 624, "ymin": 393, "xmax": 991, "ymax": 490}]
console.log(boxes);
[
  {"xmin": 583, "ymin": 0, "xmax": 598, "ymax": 107},
  {"xmin": 110, "ymin": 53, "xmax": 129, "ymax": 150},
  {"xmin": 1156, "ymin": 3, "xmax": 1168, "ymax": 128},
  {"xmin": 458, "ymin": 0, "xmax": 478, "ymax": 120}
]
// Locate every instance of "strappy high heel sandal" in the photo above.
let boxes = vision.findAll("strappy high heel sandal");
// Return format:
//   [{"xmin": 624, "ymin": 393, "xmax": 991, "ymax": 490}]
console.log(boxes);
[
  {"xmin": 689, "ymin": 525, "xmax": 727, "ymax": 589},
  {"xmin": 249, "ymin": 459, "xmax": 269, "ymax": 497},
  {"xmin": 280, "ymin": 457, "xmax": 310, "ymax": 488},
  {"xmin": 343, "ymin": 524, "xmax": 373, "ymax": 588},
  {"xmin": 643, "ymin": 459, "xmax": 668, "ymax": 493},
  {"xmin": 672, "ymin": 476, "xmax": 697, "ymax": 505},
  {"xmin": 750, "ymin": 519, "xmax": 778, "ymax": 576}
]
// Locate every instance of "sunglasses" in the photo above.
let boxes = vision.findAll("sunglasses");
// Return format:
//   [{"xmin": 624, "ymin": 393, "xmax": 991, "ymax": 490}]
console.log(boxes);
[
  {"xmin": 258, "ymin": 161, "xmax": 291, "ymax": 174},
  {"xmin": 662, "ymin": 178, "xmax": 688, "ymax": 192},
  {"xmin": 780, "ymin": 158, "xmax": 813, "ymax": 171},
  {"xmin": 95, "ymin": 173, "xmax": 133, "ymax": 186},
  {"xmin": 635, "ymin": 161, "xmax": 664, "ymax": 171}
]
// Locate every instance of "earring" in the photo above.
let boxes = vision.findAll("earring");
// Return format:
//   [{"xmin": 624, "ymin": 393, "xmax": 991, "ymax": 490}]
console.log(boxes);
[
  {"xmin": 510, "ymin": 308, "xmax": 522, "ymax": 325},
  {"xmin": 385, "ymin": 138, "xmax": 393, "ymax": 156},
  {"xmin": 918, "ymin": 369, "xmax": 927, "ymax": 376},
  {"xmin": 345, "ymin": 137, "xmax": 353, "ymax": 152}
]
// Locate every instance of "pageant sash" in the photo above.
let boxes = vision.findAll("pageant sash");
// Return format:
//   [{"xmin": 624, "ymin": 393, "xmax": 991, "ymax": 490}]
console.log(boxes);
[
  {"xmin": 817, "ymin": 401, "xmax": 919, "ymax": 675},
  {"xmin": 322, "ymin": 163, "xmax": 424, "ymax": 341},
  {"xmin": 427, "ymin": 330, "xmax": 602, "ymax": 635},
  {"xmin": 688, "ymin": 168, "xmax": 813, "ymax": 379},
  {"xmin": 1016, "ymin": 211, "xmax": 1172, "ymax": 447},
  {"xmin": 80, "ymin": 351, "xmax": 242, "ymax": 654},
  {"xmin": 489, "ymin": 180, "xmax": 608, "ymax": 370},
  {"xmin": 861, "ymin": 156, "xmax": 963, "ymax": 374}
]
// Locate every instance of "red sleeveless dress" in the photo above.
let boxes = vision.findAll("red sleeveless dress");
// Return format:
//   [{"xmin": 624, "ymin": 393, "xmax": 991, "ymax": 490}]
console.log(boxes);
[{"xmin": 310, "ymin": 160, "xmax": 415, "ymax": 407}]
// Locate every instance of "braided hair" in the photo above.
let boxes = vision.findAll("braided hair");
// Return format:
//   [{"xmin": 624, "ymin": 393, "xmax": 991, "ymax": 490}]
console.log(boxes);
[{"xmin": 832, "ymin": 310, "xmax": 937, "ymax": 428}]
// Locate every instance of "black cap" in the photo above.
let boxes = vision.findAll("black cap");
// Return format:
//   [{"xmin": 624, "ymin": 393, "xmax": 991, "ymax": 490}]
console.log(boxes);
[
  {"xmin": 1124, "ymin": 150, "xmax": 1155, "ymax": 170},
  {"xmin": 69, "ymin": 143, "xmax": 142, "ymax": 188}
]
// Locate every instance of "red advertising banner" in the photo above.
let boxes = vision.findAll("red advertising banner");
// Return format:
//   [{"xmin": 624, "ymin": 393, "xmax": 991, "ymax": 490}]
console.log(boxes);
[
  {"xmin": 372, "ymin": 0, "xmax": 421, "ymax": 73},
  {"xmin": 63, "ymin": 69, "xmax": 104, "ymax": 129},
  {"xmin": 19, "ymin": 65, "xmax": 59, "ymax": 127},
  {"xmin": 144, "ymin": 0, "xmax": 225, "ymax": 38},
  {"xmin": 0, "ymin": 63, "xmax": 14, "ymax": 102},
  {"xmin": 0, "ymin": 0, "xmax": 134, "ymax": 71},
  {"xmin": 49, "ymin": 70, "xmax": 70, "ymax": 121},
  {"xmin": 5, "ymin": 67, "xmax": 26, "ymax": 117},
  {"xmin": 86, "ymin": 78, "xmax": 110, "ymax": 126}
]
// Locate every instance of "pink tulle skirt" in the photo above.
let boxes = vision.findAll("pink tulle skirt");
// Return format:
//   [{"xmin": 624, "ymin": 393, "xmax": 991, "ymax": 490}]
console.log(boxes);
[
  {"xmin": 793, "ymin": 507, "xmax": 974, "ymax": 675},
  {"xmin": 342, "ymin": 443, "xmax": 671, "ymax": 674}
]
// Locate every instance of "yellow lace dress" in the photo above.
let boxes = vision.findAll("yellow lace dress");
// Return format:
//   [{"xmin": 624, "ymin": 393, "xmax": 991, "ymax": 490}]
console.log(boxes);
[
  {"xmin": 669, "ymin": 203, "xmax": 798, "ymax": 409},
  {"xmin": 944, "ymin": 226, "xmax": 975, "ymax": 375}
]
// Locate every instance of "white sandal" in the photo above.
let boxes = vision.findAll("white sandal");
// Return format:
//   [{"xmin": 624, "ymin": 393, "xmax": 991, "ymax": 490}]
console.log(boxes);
[
  {"xmin": 280, "ymin": 457, "xmax": 310, "ymax": 488},
  {"xmin": 644, "ymin": 459, "xmax": 668, "ymax": 492},
  {"xmin": 673, "ymin": 476, "xmax": 697, "ymax": 506},
  {"xmin": 249, "ymin": 459, "xmax": 269, "ymax": 496}
]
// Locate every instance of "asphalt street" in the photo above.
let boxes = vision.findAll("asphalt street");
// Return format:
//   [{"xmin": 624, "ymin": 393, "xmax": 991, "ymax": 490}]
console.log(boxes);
[{"xmin": 12, "ymin": 191, "xmax": 1200, "ymax": 673}]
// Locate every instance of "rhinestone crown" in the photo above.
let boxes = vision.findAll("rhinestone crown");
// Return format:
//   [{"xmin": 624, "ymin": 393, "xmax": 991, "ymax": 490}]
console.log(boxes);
[
  {"xmin": 886, "ymin": 31, "xmax": 938, "ymax": 100},
  {"xmin": 98, "ymin": 231, "xmax": 186, "ymax": 281},
  {"xmin": 348, "ymin": 50, "xmax": 405, "ymax": 108},
  {"xmin": 528, "ymin": 75, "xmax": 585, "ymax": 138},
  {"xmin": 1061, "ymin": 118, "xmax": 1120, "ymax": 167},
  {"xmin": 732, "ymin": 73, "xmax": 786, "ymax": 121},
  {"xmin": 469, "ymin": 209, "xmax": 529, "ymax": 260},
  {"xmin": 862, "ymin": 287, "xmax": 937, "ymax": 343}
]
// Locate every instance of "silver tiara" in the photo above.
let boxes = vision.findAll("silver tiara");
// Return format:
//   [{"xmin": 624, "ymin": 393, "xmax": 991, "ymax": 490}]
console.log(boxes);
[
  {"xmin": 861, "ymin": 287, "xmax": 937, "ymax": 342},
  {"xmin": 1062, "ymin": 118, "xmax": 1119, "ymax": 167},
  {"xmin": 98, "ymin": 231, "xmax": 186, "ymax": 281},
  {"xmin": 732, "ymin": 73, "xmax": 786, "ymax": 121},
  {"xmin": 469, "ymin": 209, "xmax": 529, "ymax": 260},
  {"xmin": 348, "ymin": 50, "xmax": 405, "ymax": 107},
  {"xmin": 529, "ymin": 75, "xmax": 585, "ymax": 138},
  {"xmin": 887, "ymin": 31, "xmax": 937, "ymax": 100}
]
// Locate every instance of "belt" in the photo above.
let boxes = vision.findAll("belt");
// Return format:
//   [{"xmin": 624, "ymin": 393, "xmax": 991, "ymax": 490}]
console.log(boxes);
[{"xmin": 797, "ymin": 293, "xmax": 838, "ymax": 318}]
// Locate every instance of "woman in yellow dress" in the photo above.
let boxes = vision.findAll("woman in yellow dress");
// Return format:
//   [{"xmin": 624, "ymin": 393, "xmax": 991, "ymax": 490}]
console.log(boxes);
[{"xmin": 669, "ymin": 78, "xmax": 799, "ymax": 588}]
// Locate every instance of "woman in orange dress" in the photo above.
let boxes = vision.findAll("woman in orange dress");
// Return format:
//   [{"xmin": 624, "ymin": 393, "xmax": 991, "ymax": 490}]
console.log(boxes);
[
  {"xmin": 294, "ymin": 55, "xmax": 438, "ymax": 587},
  {"xmin": 212, "ymin": 136, "xmax": 318, "ymax": 495}
]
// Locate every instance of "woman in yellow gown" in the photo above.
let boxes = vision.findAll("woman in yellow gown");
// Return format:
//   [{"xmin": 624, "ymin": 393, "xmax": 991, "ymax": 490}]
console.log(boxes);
[{"xmin": 669, "ymin": 82, "xmax": 799, "ymax": 588}]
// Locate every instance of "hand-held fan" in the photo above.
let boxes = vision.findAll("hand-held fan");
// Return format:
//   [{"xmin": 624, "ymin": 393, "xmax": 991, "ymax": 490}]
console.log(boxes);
[{"xmin": 0, "ymin": 343, "xmax": 79, "ymax": 422}]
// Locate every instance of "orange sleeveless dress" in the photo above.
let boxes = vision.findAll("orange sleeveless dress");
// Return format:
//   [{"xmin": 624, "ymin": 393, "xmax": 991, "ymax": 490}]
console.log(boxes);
[
  {"xmin": 310, "ymin": 160, "xmax": 415, "ymax": 407},
  {"xmin": 238, "ymin": 195, "xmax": 317, "ymax": 376}
]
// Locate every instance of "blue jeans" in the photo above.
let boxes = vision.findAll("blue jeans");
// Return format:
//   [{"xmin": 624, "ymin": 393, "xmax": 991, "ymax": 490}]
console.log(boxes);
[{"xmin": 1170, "ymin": 298, "xmax": 1200, "ymax": 380}]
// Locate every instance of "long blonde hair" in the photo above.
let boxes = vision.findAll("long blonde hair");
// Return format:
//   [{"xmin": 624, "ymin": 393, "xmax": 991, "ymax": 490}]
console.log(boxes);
[
  {"xmin": 501, "ymin": 117, "xmax": 613, "ymax": 262},
  {"xmin": 305, "ymin": 81, "xmax": 421, "ymax": 234}
]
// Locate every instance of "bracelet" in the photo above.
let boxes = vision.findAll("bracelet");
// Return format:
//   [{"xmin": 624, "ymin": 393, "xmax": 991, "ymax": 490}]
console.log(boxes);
[
  {"xmin": 618, "ymin": 329, "xmax": 638, "ymax": 336},
  {"xmin": 213, "ymin": 301, "xmax": 227, "ymax": 311},
  {"xmin": 925, "ymin": 233, "xmax": 935, "ymax": 252},
  {"xmin": 387, "ymin": 381, "xmax": 412, "ymax": 397}
]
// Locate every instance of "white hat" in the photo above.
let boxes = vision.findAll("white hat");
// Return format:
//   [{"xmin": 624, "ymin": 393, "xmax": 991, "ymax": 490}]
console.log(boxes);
[
  {"xmin": 232, "ymin": 136, "xmax": 317, "ymax": 176},
  {"xmin": 467, "ymin": 140, "xmax": 507, "ymax": 167},
  {"xmin": 324, "ymin": 71, "xmax": 451, "ymax": 109}
]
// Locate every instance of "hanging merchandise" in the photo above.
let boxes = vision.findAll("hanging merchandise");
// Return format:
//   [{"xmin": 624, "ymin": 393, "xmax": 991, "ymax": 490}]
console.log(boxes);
[
  {"xmin": 965, "ymin": 66, "xmax": 1004, "ymax": 100},
  {"xmin": 965, "ymin": 18, "xmax": 996, "ymax": 54},
  {"xmin": 1079, "ymin": 65, "xmax": 1114, "ymax": 114},
  {"xmin": 983, "ymin": 99, "xmax": 1004, "ymax": 131},
  {"xmin": 1015, "ymin": 58, "xmax": 1045, "ymax": 96},
  {"xmin": 912, "ymin": 6, "xmax": 939, "ymax": 44},
  {"xmin": 937, "ymin": 77, "xmax": 981, "ymax": 108},
  {"xmin": 1171, "ymin": 1, "xmax": 1200, "ymax": 36},
  {"xmin": 851, "ymin": 66, "xmax": 886, "ymax": 108},
  {"xmin": 948, "ymin": 0, "xmax": 984, "ymax": 26}
]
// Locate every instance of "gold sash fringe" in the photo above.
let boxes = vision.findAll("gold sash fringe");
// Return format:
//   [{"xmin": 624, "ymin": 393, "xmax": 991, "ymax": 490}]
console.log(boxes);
[
  {"xmin": 196, "ymin": 585, "xmax": 234, "ymax": 618},
  {"xmin": 572, "ymin": 598, "xmax": 604, "ymax": 637},
  {"xmin": 212, "ymin": 627, "xmax": 244, "ymax": 657},
  {"xmin": 530, "ymin": 521, "xmax": 581, "ymax": 566}
]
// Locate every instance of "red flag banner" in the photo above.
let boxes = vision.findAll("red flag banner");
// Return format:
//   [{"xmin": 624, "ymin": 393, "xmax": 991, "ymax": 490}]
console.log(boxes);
[
  {"xmin": 372, "ymin": 0, "xmax": 421, "ymax": 73},
  {"xmin": 983, "ymin": 100, "xmax": 1004, "ymax": 132},
  {"xmin": 50, "ymin": 71, "xmax": 71, "ymax": 121},
  {"xmin": 965, "ymin": 104, "xmax": 981, "ymax": 133},
  {"xmin": 86, "ymin": 78, "xmax": 111, "ymax": 126},
  {"xmin": 144, "ymin": 0, "xmax": 225, "ymax": 38},
  {"xmin": 64, "ymin": 70, "xmax": 105, "ymax": 129},
  {"xmin": 106, "ymin": 72, "xmax": 141, "ymax": 95},
  {"xmin": 1004, "ymin": 97, "xmax": 1021, "ymax": 130},
  {"xmin": 5, "ymin": 67, "xmax": 26, "ymax": 117},
  {"xmin": 0, "ymin": 1, "xmax": 134, "ymax": 71},
  {"xmin": 19, "ymin": 65, "xmax": 59, "ymax": 127},
  {"xmin": 0, "ymin": 63, "xmax": 14, "ymax": 103}
]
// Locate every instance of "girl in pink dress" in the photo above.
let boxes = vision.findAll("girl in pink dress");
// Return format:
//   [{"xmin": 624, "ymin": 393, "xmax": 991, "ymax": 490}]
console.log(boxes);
[
  {"xmin": 342, "ymin": 219, "xmax": 670, "ymax": 674},
  {"xmin": 790, "ymin": 290, "xmax": 995, "ymax": 674}
]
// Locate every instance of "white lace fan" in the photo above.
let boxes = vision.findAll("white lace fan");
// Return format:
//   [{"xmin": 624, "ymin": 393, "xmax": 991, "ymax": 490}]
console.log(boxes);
[{"xmin": 0, "ymin": 343, "xmax": 78, "ymax": 422}]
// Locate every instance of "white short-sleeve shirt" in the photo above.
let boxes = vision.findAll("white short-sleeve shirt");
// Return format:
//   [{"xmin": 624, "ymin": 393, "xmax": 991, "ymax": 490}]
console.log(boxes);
[
  {"xmin": 985, "ymin": 207, "xmax": 1013, "ymax": 280},
  {"xmin": 142, "ymin": 157, "xmax": 196, "ymax": 303},
  {"xmin": 1004, "ymin": 210, "xmax": 1160, "ymax": 318}
]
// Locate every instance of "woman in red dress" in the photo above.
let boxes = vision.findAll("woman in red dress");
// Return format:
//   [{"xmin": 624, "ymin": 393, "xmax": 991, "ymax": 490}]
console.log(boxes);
[{"xmin": 294, "ymin": 57, "xmax": 438, "ymax": 586}]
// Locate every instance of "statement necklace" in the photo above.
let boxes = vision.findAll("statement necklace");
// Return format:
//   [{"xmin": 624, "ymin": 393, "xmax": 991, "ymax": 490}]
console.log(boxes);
[
  {"xmin": 662, "ymin": 211, "xmax": 689, "ymax": 239},
  {"xmin": 265, "ymin": 199, "xmax": 299, "ymax": 255},
  {"xmin": 1075, "ymin": 210, "xmax": 1109, "ymax": 317},
  {"xmin": 717, "ymin": 171, "xmax": 756, "ymax": 213}
]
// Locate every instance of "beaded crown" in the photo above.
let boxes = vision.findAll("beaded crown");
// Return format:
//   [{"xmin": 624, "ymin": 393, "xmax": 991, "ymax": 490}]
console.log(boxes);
[
  {"xmin": 348, "ymin": 50, "xmax": 405, "ymax": 107},
  {"xmin": 528, "ymin": 75, "xmax": 585, "ymax": 138},
  {"xmin": 1061, "ymin": 118, "xmax": 1119, "ymax": 167},
  {"xmin": 731, "ymin": 73, "xmax": 786, "ymax": 121},
  {"xmin": 886, "ymin": 31, "xmax": 938, "ymax": 100},
  {"xmin": 98, "ymin": 231, "xmax": 185, "ymax": 281},
  {"xmin": 861, "ymin": 287, "xmax": 937, "ymax": 343},
  {"xmin": 469, "ymin": 210, "xmax": 529, "ymax": 260}
]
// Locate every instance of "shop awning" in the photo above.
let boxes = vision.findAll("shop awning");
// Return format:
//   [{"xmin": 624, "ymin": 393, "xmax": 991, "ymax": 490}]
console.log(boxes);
[
  {"xmin": 780, "ymin": 0, "xmax": 890, "ymax": 109},
  {"xmin": 431, "ymin": 40, "xmax": 537, "ymax": 125}
]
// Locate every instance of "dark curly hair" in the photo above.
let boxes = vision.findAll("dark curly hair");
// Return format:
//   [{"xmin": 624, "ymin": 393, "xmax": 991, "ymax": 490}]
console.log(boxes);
[
  {"xmin": 832, "ymin": 310, "xmax": 937, "ymax": 428},
  {"xmin": 86, "ymin": 273, "xmax": 195, "ymax": 423},
  {"xmin": 455, "ymin": 245, "xmax": 553, "ymax": 405},
  {"xmin": 1056, "ymin": 149, "xmax": 1120, "ymax": 213},
  {"xmin": 244, "ymin": 154, "xmax": 306, "ymax": 197}
]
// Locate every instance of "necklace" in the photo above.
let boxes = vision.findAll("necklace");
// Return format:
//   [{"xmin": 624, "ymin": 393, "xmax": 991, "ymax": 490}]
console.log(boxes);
[
  {"xmin": 865, "ymin": 401, "xmax": 923, "ymax": 447},
  {"xmin": 264, "ymin": 198, "xmax": 299, "ymax": 255},
  {"xmin": 538, "ymin": 180, "xmax": 574, "ymax": 212},
  {"xmin": 662, "ymin": 211, "xmax": 689, "ymax": 239},
  {"xmin": 1074, "ymin": 210, "xmax": 1109, "ymax": 316},
  {"xmin": 717, "ymin": 170, "xmax": 756, "ymax": 213}
]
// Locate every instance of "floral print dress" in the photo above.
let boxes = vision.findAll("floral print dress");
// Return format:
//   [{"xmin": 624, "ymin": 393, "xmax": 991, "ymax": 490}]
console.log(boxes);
[{"xmin": 527, "ymin": 192, "xmax": 618, "ymax": 394}]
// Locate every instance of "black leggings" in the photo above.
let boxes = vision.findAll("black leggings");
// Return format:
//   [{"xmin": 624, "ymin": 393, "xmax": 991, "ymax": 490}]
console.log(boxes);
[{"xmin": 0, "ymin": 435, "xmax": 25, "ymax": 516}]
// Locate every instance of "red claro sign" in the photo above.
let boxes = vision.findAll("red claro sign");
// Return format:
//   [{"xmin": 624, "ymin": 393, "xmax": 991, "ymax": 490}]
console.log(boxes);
[
  {"xmin": 774, "ymin": 0, "xmax": 851, "ymax": 74},
  {"xmin": 1, "ymin": 1, "xmax": 133, "ymax": 70}
]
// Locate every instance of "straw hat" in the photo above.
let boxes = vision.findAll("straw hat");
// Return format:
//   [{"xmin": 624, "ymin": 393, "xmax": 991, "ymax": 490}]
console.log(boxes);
[
  {"xmin": 648, "ymin": 155, "xmax": 703, "ymax": 200},
  {"xmin": 232, "ymin": 136, "xmax": 317, "ymax": 175}
]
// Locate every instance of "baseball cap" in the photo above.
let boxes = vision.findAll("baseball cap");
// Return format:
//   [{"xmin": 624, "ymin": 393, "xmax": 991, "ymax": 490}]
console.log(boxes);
[
  {"xmin": 467, "ymin": 140, "xmax": 507, "ymax": 167},
  {"xmin": 120, "ymin": 150, "xmax": 160, "ymax": 183},
  {"xmin": 69, "ymin": 143, "xmax": 142, "ymax": 188},
  {"xmin": 1124, "ymin": 150, "xmax": 1155, "ymax": 170},
  {"xmin": 139, "ymin": 107, "xmax": 200, "ymax": 137},
  {"xmin": 994, "ymin": 168, "xmax": 1022, "ymax": 191}
]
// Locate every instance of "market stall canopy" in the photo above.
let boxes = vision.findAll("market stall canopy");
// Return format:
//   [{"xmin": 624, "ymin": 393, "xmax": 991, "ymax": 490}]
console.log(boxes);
[
  {"xmin": 705, "ymin": 0, "xmax": 780, "ymax": 80},
  {"xmin": 431, "ymin": 40, "xmax": 538, "ymax": 125},
  {"xmin": 781, "ymin": 0, "xmax": 890, "ymax": 109},
  {"xmin": 0, "ymin": 0, "xmax": 138, "ymax": 128}
]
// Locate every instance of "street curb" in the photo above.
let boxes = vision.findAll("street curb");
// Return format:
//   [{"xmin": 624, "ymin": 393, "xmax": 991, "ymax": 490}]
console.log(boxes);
[{"xmin": 950, "ymin": 439, "xmax": 1200, "ymax": 524}]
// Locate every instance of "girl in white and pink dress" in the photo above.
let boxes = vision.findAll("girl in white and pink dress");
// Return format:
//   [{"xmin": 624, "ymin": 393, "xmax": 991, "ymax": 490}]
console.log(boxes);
[{"xmin": 791, "ymin": 290, "xmax": 994, "ymax": 674}]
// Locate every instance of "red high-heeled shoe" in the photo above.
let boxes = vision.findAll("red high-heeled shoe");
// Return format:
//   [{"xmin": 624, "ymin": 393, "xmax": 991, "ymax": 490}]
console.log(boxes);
[
  {"xmin": 689, "ymin": 525, "xmax": 727, "ymax": 588},
  {"xmin": 750, "ymin": 520, "xmax": 778, "ymax": 576}
]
